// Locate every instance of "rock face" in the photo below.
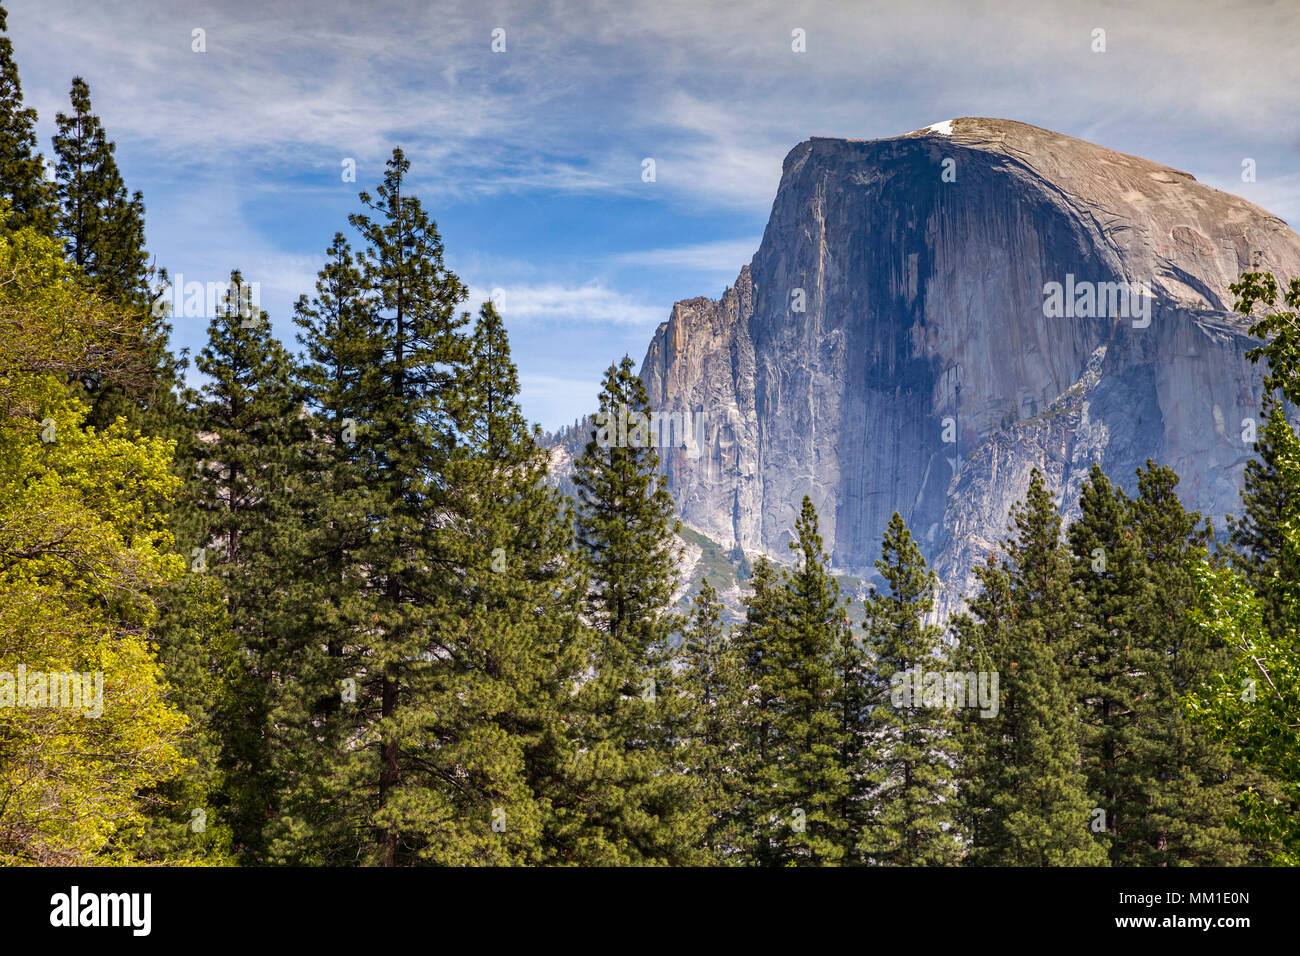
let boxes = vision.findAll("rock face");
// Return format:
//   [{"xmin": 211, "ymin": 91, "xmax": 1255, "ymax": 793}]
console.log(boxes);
[{"xmin": 598, "ymin": 118, "xmax": 1300, "ymax": 613}]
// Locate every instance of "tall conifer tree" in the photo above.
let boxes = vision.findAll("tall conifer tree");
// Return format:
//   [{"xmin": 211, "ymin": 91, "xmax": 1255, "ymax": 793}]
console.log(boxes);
[
  {"xmin": 1069, "ymin": 464, "xmax": 1162, "ymax": 863},
  {"xmin": 48, "ymin": 75, "xmax": 182, "ymax": 442},
  {"xmin": 52, "ymin": 77, "xmax": 148, "ymax": 306},
  {"xmin": 955, "ymin": 472, "xmax": 1106, "ymax": 865},
  {"xmin": 0, "ymin": 6, "xmax": 52, "ymax": 233},
  {"xmin": 731, "ymin": 555, "xmax": 784, "ymax": 864},
  {"xmin": 859, "ymin": 512, "xmax": 962, "ymax": 866},
  {"xmin": 191, "ymin": 272, "xmax": 303, "ymax": 860},
  {"xmin": 414, "ymin": 300, "xmax": 589, "ymax": 864},
  {"xmin": 679, "ymin": 580, "xmax": 744, "ymax": 862},
  {"xmin": 263, "ymin": 234, "xmax": 379, "ymax": 863},
  {"xmin": 570, "ymin": 354, "xmax": 701, "ymax": 864},
  {"xmin": 758, "ymin": 498, "xmax": 850, "ymax": 865},
  {"xmin": 1128, "ymin": 462, "xmax": 1252, "ymax": 864},
  {"xmin": 832, "ymin": 583, "xmax": 874, "ymax": 864},
  {"xmin": 341, "ymin": 148, "xmax": 475, "ymax": 865}
]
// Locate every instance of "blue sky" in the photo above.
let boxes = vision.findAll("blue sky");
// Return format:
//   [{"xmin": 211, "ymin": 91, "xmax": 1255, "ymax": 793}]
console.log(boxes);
[{"xmin": 8, "ymin": 0, "xmax": 1300, "ymax": 430}]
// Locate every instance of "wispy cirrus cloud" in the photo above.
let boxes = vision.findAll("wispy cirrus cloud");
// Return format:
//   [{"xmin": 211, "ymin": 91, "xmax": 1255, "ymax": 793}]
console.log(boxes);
[
  {"xmin": 469, "ymin": 282, "xmax": 665, "ymax": 325},
  {"xmin": 14, "ymin": 0, "xmax": 1300, "ymax": 212},
  {"xmin": 9, "ymin": 0, "xmax": 1299, "ymax": 429},
  {"xmin": 611, "ymin": 238, "xmax": 760, "ymax": 272}
]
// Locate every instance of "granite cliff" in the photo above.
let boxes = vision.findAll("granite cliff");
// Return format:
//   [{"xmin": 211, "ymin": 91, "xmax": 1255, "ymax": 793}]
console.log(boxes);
[{"xmin": 558, "ymin": 118, "xmax": 1300, "ymax": 614}]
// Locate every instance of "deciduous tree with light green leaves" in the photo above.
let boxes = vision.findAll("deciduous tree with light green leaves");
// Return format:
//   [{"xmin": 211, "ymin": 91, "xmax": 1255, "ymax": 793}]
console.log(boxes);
[
  {"xmin": 0, "ymin": 216, "xmax": 190, "ymax": 864},
  {"xmin": 1185, "ymin": 272, "xmax": 1300, "ymax": 864}
]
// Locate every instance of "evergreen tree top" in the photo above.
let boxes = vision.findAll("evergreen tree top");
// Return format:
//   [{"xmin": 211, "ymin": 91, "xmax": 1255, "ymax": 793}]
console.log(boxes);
[
  {"xmin": 52, "ymin": 75, "xmax": 149, "ymax": 304},
  {"xmin": 0, "ymin": 3, "xmax": 53, "ymax": 234}
]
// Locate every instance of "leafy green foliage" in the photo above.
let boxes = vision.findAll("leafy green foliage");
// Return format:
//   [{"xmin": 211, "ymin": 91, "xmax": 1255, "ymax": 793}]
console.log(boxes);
[
  {"xmin": 1182, "ymin": 272, "xmax": 1300, "ymax": 864},
  {"xmin": 0, "ymin": 218, "xmax": 188, "ymax": 864}
]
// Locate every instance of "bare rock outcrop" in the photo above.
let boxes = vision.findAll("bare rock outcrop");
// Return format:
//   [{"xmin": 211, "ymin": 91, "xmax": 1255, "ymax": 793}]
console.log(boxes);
[{"xmin": 565, "ymin": 118, "xmax": 1300, "ymax": 613}]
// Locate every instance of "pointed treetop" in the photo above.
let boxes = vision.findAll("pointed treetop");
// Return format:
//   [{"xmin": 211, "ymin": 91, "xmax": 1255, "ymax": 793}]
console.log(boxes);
[{"xmin": 0, "ymin": 3, "xmax": 53, "ymax": 233}]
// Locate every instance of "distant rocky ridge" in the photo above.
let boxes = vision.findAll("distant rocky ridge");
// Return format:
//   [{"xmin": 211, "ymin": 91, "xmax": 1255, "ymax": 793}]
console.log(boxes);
[{"xmin": 549, "ymin": 118, "xmax": 1300, "ymax": 617}]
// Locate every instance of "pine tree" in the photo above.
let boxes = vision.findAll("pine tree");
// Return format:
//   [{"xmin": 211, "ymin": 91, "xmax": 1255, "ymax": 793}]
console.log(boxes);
[
  {"xmin": 956, "ymin": 470, "xmax": 1107, "ymax": 866},
  {"xmin": 1128, "ymin": 461, "xmax": 1252, "ymax": 865},
  {"xmin": 335, "ymin": 148, "xmax": 477, "ymax": 866},
  {"xmin": 859, "ymin": 512, "xmax": 962, "ymax": 866},
  {"xmin": 191, "ymin": 272, "xmax": 304, "ymax": 861},
  {"xmin": 679, "ymin": 579, "xmax": 744, "ymax": 862},
  {"xmin": 48, "ymin": 74, "xmax": 182, "ymax": 443},
  {"xmin": 731, "ymin": 555, "xmax": 783, "ymax": 864},
  {"xmin": 570, "ymin": 354, "xmax": 702, "ymax": 864},
  {"xmin": 276, "ymin": 160, "xmax": 586, "ymax": 868},
  {"xmin": 832, "ymin": 584, "xmax": 874, "ymax": 864},
  {"xmin": 52, "ymin": 77, "xmax": 149, "ymax": 307},
  {"xmin": 454, "ymin": 303, "xmax": 591, "ymax": 865},
  {"xmin": 193, "ymin": 273, "xmax": 302, "ymax": 578},
  {"xmin": 397, "ymin": 299, "xmax": 588, "ymax": 864},
  {"xmin": 755, "ymin": 498, "xmax": 850, "ymax": 865},
  {"xmin": 263, "ymin": 234, "xmax": 380, "ymax": 864},
  {"xmin": 1068, "ymin": 463, "xmax": 1159, "ymax": 863},
  {"xmin": 0, "ymin": 6, "xmax": 53, "ymax": 234},
  {"xmin": 269, "ymin": 295, "xmax": 591, "ymax": 866}
]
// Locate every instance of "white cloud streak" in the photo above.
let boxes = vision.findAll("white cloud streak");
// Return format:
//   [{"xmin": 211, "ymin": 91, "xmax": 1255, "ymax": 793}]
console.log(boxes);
[
  {"xmin": 13, "ymin": 0, "xmax": 1297, "ymax": 218},
  {"xmin": 469, "ymin": 282, "xmax": 665, "ymax": 325}
]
